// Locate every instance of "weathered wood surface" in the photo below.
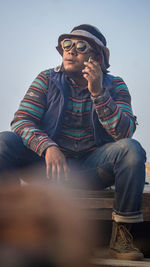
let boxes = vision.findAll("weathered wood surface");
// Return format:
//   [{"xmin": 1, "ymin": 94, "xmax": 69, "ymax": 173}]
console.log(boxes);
[
  {"xmin": 73, "ymin": 184, "xmax": 150, "ymax": 221},
  {"xmin": 90, "ymin": 247, "xmax": 150, "ymax": 266},
  {"xmin": 91, "ymin": 257, "xmax": 150, "ymax": 267}
]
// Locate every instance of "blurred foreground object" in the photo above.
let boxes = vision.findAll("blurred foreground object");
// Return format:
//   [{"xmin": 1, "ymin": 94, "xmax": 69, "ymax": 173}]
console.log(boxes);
[{"xmin": 0, "ymin": 184, "xmax": 94, "ymax": 267}]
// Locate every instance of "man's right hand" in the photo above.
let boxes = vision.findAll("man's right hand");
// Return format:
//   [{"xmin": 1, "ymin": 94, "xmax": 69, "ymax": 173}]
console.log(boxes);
[{"xmin": 45, "ymin": 146, "xmax": 69, "ymax": 183}]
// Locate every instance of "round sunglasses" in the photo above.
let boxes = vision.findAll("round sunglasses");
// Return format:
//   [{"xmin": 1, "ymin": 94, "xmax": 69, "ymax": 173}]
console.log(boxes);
[{"xmin": 61, "ymin": 39, "xmax": 93, "ymax": 54}]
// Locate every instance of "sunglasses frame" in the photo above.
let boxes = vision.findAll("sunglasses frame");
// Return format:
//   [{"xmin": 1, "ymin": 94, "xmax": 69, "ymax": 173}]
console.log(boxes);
[{"xmin": 61, "ymin": 38, "xmax": 93, "ymax": 54}]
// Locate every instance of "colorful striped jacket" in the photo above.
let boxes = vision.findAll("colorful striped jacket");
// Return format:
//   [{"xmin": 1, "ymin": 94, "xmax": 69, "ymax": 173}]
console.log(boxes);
[{"xmin": 11, "ymin": 67, "xmax": 136, "ymax": 156}]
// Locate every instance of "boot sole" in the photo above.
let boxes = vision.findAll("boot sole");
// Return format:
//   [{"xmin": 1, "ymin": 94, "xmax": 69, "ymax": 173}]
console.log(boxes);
[{"xmin": 109, "ymin": 248, "xmax": 144, "ymax": 261}]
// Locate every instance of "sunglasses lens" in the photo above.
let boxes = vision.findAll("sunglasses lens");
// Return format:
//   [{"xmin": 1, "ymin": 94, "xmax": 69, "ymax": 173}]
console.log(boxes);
[
  {"xmin": 62, "ymin": 39, "xmax": 89, "ymax": 53},
  {"xmin": 76, "ymin": 41, "xmax": 87, "ymax": 52},
  {"xmin": 63, "ymin": 40, "xmax": 72, "ymax": 50}
]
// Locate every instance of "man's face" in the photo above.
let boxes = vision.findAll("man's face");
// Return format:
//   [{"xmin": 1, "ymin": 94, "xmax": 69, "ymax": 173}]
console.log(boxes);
[{"xmin": 62, "ymin": 37, "xmax": 96, "ymax": 74}]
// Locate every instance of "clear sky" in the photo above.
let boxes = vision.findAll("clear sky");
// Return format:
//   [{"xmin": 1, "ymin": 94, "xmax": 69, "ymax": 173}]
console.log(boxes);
[{"xmin": 0, "ymin": 0, "xmax": 150, "ymax": 161}]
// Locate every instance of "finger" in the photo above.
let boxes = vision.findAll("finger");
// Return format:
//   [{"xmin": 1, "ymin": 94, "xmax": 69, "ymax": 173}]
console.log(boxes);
[
  {"xmin": 82, "ymin": 69, "xmax": 95, "ymax": 81},
  {"xmin": 89, "ymin": 59, "xmax": 99, "ymax": 67},
  {"xmin": 83, "ymin": 67, "xmax": 97, "ymax": 76},
  {"xmin": 57, "ymin": 163, "xmax": 64, "ymax": 183},
  {"xmin": 83, "ymin": 72, "xmax": 90, "ymax": 81},
  {"xmin": 83, "ymin": 64, "xmax": 96, "ymax": 74},
  {"xmin": 52, "ymin": 164, "xmax": 57, "ymax": 182},
  {"xmin": 84, "ymin": 60, "xmax": 99, "ymax": 70},
  {"xmin": 63, "ymin": 164, "xmax": 69, "ymax": 181},
  {"xmin": 57, "ymin": 161, "xmax": 69, "ymax": 182},
  {"xmin": 84, "ymin": 63, "xmax": 102, "ymax": 76},
  {"xmin": 82, "ymin": 64, "xmax": 99, "ymax": 76},
  {"xmin": 86, "ymin": 57, "xmax": 99, "ymax": 66},
  {"xmin": 82, "ymin": 67, "xmax": 92, "ymax": 76},
  {"xmin": 46, "ymin": 164, "xmax": 52, "ymax": 179}
]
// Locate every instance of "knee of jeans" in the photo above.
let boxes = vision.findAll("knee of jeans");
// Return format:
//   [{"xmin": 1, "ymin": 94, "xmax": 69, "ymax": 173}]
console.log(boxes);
[
  {"xmin": 0, "ymin": 131, "xmax": 19, "ymax": 149},
  {"xmin": 117, "ymin": 138, "xmax": 146, "ymax": 167}
]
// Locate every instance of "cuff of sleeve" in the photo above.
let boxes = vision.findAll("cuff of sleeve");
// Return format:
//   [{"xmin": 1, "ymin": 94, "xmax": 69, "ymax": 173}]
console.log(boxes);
[
  {"xmin": 91, "ymin": 89, "xmax": 110, "ymax": 105},
  {"xmin": 37, "ymin": 141, "xmax": 58, "ymax": 157}
]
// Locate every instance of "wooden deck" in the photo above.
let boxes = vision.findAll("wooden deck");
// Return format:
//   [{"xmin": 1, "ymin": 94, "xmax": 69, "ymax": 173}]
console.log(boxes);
[
  {"xmin": 74, "ymin": 183, "xmax": 150, "ymax": 221},
  {"xmin": 90, "ymin": 247, "xmax": 150, "ymax": 266},
  {"xmin": 91, "ymin": 257, "xmax": 150, "ymax": 267}
]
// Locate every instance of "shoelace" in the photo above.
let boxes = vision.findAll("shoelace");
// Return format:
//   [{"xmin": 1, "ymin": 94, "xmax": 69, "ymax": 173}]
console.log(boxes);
[{"xmin": 115, "ymin": 224, "xmax": 138, "ymax": 251}]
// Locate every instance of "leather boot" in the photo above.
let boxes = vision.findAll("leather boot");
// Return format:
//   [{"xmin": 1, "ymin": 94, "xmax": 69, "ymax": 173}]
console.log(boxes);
[{"xmin": 109, "ymin": 221, "xmax": 144, "ymax": 260}]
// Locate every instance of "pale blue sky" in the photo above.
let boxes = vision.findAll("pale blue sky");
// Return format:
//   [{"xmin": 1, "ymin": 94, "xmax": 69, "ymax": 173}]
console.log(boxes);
[{"xmin": 0, "ymin": 0, "xmax": 150, "ymax": 161}]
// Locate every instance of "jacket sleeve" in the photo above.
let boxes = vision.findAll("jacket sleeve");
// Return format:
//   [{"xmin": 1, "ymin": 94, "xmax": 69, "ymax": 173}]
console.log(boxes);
[
  {"xmin": 11, "ymin": 70, "xmax": 57, "ymax": 156},
  {"xmin": 91, "ymin": 76, "xmax": 137, "ymax": 140}
]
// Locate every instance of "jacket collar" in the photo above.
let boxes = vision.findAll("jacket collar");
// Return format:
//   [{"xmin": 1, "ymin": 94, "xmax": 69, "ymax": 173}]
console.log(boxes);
[{"xmin": 49, "ymin": 67, "xmax": 70, "ymax": 97}]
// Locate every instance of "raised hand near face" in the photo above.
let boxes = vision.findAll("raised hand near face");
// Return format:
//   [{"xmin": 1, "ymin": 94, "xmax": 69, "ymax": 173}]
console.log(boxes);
[{"xmin": 82, "ymin": 57, "xmax": 103, "ymax": 97}]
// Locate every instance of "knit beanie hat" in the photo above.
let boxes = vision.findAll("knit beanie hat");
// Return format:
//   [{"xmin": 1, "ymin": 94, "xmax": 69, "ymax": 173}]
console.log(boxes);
[{"xmin": 56, "ymin": 24, "xmax": 110, "ymax": 69}]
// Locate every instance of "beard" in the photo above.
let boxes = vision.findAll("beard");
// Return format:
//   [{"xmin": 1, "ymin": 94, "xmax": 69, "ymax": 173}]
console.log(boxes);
[{"xmin": 62, "ymin": 63, "xmax": 84, "ymax": 79}]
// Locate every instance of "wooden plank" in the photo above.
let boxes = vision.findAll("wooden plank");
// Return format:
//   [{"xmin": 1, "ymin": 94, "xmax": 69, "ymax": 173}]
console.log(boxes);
[
  {"xmin": 73, "ymin": 186, "xmax": 150, "ymax": 221},
  {"xmin": 90, "ymin": 248, "xmax": 150, "ymax": 266},
  {"xmin": 91, "ymin": 258, "xmax": 150, "ymax": 267},
  {"xmin": 72, "ymin": 189, "xmax": 115, "ymax": 198},
  {"xmin": 82, "ymin": 209, "xmax": 113, "ymax": 220},
  {"xmin": 76, "ymin": 198, "xmax": 114, "ymax": 209}
]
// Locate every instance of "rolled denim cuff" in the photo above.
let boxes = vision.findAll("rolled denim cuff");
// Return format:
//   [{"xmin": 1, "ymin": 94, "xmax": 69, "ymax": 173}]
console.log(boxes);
[{"xmin": 112, "ymin": 211, "xmax": 143, "ymax": 223}]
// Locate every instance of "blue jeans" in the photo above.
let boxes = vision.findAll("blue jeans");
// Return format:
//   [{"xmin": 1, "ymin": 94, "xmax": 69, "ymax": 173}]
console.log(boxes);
[{"xmin": 0, "ymin": 131, "xmax": 146, "ymax": 222}]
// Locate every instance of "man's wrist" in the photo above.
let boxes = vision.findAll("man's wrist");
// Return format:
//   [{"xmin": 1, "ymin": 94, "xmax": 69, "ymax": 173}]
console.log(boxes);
[
  {"xmin": 42, "ymin": 144, "xmax": 58, "ymax": 157},
  {"xmin": 90, "ymin": 87, "xmax": 104, "ymax": 97}
]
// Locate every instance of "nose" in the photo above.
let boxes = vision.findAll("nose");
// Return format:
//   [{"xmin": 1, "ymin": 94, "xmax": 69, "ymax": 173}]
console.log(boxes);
[{"xmin": 68, "ymin": 43, "xmax": 77, "ymax": 55}]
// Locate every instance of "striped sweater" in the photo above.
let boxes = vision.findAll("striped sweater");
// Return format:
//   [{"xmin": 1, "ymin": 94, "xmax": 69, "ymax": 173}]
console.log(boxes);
[
  {"xmin": 55, "ymin": 81, "xmax": 97, "ymax": 157},
  {"xmin": 11, "ymin": 69, "xmax": 136, "ymax": 156}
]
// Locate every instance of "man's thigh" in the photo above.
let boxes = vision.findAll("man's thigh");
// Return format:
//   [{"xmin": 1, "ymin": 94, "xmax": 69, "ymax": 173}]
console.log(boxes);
[
  {"xmin": 80, "ymin": 138, "xmax": 146, "ymax": 188},
  {"xmin": 65, "ymin": 143, "xmax": 116, "ymax": 189},
  {"xmin": 81, "ymin": 142, "xmax": 116, "ymax": 188}
]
